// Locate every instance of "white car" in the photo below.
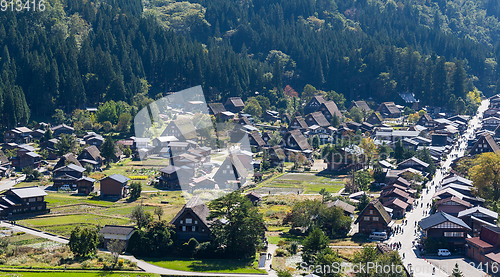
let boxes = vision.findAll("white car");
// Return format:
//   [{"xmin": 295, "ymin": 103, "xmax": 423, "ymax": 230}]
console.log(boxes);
[{"xmin": 437, "ymin": 249, "xmax": 451, "ymax": 256}]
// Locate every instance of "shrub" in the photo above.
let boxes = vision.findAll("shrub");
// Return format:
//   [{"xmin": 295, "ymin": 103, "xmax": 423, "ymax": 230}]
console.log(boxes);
[
  {"xmin": 275, "ymin": 248, "xmax": 287, "ymax": 257},
  {"xmin": 289, "ymin": 241, "xmax": 299, "ymax": 255},
  {"xmin": 117, "ymin": 259, "xmax": 124, "ymax": 268}
]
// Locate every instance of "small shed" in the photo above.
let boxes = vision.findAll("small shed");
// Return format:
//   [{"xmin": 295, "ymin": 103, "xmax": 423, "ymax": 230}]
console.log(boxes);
[{"xmin": 98, "ymin": 225, "xmax": 136, "ymax": 248}]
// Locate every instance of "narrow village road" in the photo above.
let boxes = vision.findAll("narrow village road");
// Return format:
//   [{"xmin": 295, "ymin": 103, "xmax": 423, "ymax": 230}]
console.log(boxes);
[
  {"xmin": 386, "ymin": 98, "xmax": 490, "ymax": 277},
  {"xmin": 0, "ymin": 175, "xmax": 25, "ymax": 193}
]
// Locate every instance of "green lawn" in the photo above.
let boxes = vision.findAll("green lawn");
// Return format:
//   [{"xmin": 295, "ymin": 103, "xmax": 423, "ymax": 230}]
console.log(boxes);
[
  {"xmin": 0, "ymin": 271, "xmax": 158, "ymax": 277},
  {"xmin": 18, "ymin": 214, "xmax": 131, "ymax": 237},
  {"xmin": 142, "ymin": 257, "xmax": 267, "ymax": 274},
  {"xmin": 267, "ymin": 233, "xmax": 304, "ymax": 244},
  {"xmin": 45, "ymin": 193, "xmax": 116, "ymax": 208}
]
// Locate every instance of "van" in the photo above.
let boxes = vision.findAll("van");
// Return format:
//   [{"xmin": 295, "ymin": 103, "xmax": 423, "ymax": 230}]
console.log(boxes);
[
  {"xmin": 438, "ymin": 249, "xmax": 451, "ymax": 256},
  {"xmin": 369, "ymin": 232, "xmax": 387, "ymax": 241}
]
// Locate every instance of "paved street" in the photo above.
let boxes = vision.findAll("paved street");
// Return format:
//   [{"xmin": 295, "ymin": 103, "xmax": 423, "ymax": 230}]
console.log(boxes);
[
  {"xmin": 0, "ymin": 175, "xmax": 25, "ymax": 193},
  {"xmin": 386, "ymin": 98, "xmax": 490, "ymax": 277}
]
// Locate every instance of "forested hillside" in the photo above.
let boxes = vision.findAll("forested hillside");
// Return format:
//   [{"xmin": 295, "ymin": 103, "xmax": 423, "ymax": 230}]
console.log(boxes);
[{"xmin": 0, "ymin": 0, "xmax": 500, "ymax": 130}]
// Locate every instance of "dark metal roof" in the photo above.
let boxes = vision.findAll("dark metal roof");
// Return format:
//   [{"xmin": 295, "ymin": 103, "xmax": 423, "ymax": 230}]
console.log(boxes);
[
  {"xmin": 101, "ymin": 174, "xmax": 130, "ymax": 184},
  {"xmin": 99, "ymin": 225, "xmax": 135, "ymax": 236},
  {"xmin": 419, "ymin": 211, "xmax": 471, "ymax": 230}
]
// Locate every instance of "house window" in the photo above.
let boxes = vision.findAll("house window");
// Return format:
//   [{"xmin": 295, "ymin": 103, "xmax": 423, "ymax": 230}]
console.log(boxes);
[
  {"xmin": 230, "ymin": 170, "xmax": 234, "ymax": 174},
  {"xmin": 369, "ymin": 210, "xmax": 373, "ymax": 215},
  {"xmin": 202, "ymin": 229, "xmax": 204, "ymax": 232},
  {"xmin": 223, "ymin": 170, "xmax": 227, "ymax": 174},
  {"xmin": 444, "ymin": 232, "xmax": 463, "ymax": 237},
  {"xmin": 227, "ymin": 165, "xmax": 230, "ymax": 169},
  {"xmin": 192, "ymin": 226, "xmax": 196, "ymax": 232},
  {"xmin": 182, "ymin": 226, "xmax": 186, "ymax": 231},
  {"xmin": 186, "ymin": 218, "xmax": 192, "ymax": 224},
  {"xmin": 180, "ymin": 220, "xmax": 183, "ymax": 224},
  {"xmin": 195, "ymin": 220, "xmax": 198, "ymax": 225},
  {"xmin": 373, "ymin": 217, "xmax": 379, "ymax": 221},
  {"xmin": 364, "ymin": 216, "xmax": 370, "ymax": 221}
]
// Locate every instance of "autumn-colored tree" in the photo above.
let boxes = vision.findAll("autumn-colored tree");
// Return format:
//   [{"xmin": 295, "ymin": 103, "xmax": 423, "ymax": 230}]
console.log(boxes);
[
  {"xmin": 469, "ymin": 153, "xmax": 500, "ymax": 201},
  {"xmin": 359, "ymin": 137, "xmax": 375, "ymax": 166}
]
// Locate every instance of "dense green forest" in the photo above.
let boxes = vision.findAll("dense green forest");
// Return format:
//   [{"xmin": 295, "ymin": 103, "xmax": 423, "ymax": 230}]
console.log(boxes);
[{"xmin": 1, "ymin": 0, "xmax": 500, "ymax": 130}]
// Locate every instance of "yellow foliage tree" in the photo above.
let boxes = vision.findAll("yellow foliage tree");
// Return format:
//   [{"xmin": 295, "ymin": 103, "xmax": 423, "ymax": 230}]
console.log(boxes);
[{"xmin": 469, "ymin": 152, "xmax": 500, "ymax": 201}]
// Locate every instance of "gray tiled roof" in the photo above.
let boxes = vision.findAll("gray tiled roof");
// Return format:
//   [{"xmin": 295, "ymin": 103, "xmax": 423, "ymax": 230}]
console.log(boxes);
[
  {"xmin": 458, "ymin": 206, "xmax": 498, "ymax": 219},
  {"xmin": 9, "ymin": 187, "xmax": 47, "ymax": 199},
  {"xmin": 419, "ymin": 211, "xmax": 471, "ymax": 230}
]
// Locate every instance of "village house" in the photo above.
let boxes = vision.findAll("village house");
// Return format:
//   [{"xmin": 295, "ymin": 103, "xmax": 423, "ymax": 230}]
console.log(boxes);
[
  {"xmin": 416, "ymin": 114, "xmax": 436, "ymax": 128},
  {"xmin": 383, "ymin": 198, "xmax": 408, "ymax": 218},
  {"xmin": 380, "ymin": 188, "xmax": 414, "ymax": 206},
  {"xmin": 305, "ymin": 112, "xmax": 331, "ymax": 128},
  {"xmin": 161, "ymin": 118, "xmax": 198, "ymax": 142},
  {"xmin": 99, "ymin": 225, "xmax": 136, "ymax": 248},
  {"xmin": 52, "ymin": 164, "xmax": 86, "ymax": 190},
  {"xmin": 376, "ymin": 102, "xmax": 401, "ymax": 118},
  {"xmin": 4, "ymin": 127, "xmax": 33, "ymax": 144},
  {"xmin": 188, "ymin": 176, "xmax": 216, "ymax": 192},
  {"xmin": 158, "ymin": 165, "xmax": 182, "ymax": 190},
  {"xmin": 224, "ymin": 97, "xmax": 245, "ymax": 113},
  {"xmin": 11, "ymin": 145, "xmax": 41, "ymax": 170},
  {"xmin": 435, "ymin": 196, "xmax": 473, "ymax": 216},
  {"xmin": 84, "ymin": 133, "xmax": 105, "ymax": 148},
  {"xmin": 76, "ymin": 176, "xmax": 96, "ymax": 195},
  {"xmin": 54, "ymin": 153, "xmax": 82, "ymax": 170},
  {"xmin": 213, "ymin": 154, "xmax": 249, "ymax": 189},
  {"xmin": 263, "ymin": 110, "xmax": 280, "ymax": 122},
  {"xmin": 304, "ymin": 95, "xmax": 326, "ymax": 115},
  {"xmin": 349, "ymin": 101, "xmax": 371, "ymax": 112},
  {"xmin": 317, "ymin": 101, "xmax": 342, "ymax": 121},
  {"xmin": 51, "ymin": 124, "xmax": 75, "ymax": 137},
  {"xmin": 100, "ymin": 174, "xmax": 130, "ymax": 199},
  {"xmin": 396, "ymin": 157, "xmax": 429, "ymax": 172},
  {"xmin": 367, "ymin": 112, "xmax": 383, "ymax": 125},
  {"xmin": 30, "ymin": 129, "xmax": 45, "ymax": 141},
  {"xmin": 267, "ymin": 146, "xmax": 286, "ymax": 167},
  {"xmin": 0, "ymin": 187, "xmax": 48, "ymax": 217},
  {"xmin": 288, "ymin": 116, "xmax": 309, "ymax": 132},
  {"xmin": 419, "ymin": 211, "xmax": 471, "ymax": 251},
  {"xmin": 466, "ymin": 226, "xmax": 500, "ymax": 265},
  {"xmin": 458, "ymin": 207, "xmax": 498, "ymax": 237},
  {"xmin": 326, "ymin": 199, "xmax": 355, "ymax": 216},
  {"xmin": 170, "ymin": 196, "xmax": 211, "ymax": 242},
  {"xmin": 469, "ymin": 133, "xmax": 500, "ymax": 155},
  {"xmin": 207, "ymin": 103, "xmax": 227, "ymax": 117},
  {"xmin": 246, "ymin": 191, "xmax": 262, "ymax": 205},
  {"xmin": 354, "ymin": 199, "xmax": 393, "ymax": 235},
  {"xmin": 283, "ymin": 129, "xmax": 313, "ymax": 160},
  {"xmin": 248, "ymin": 131, "xmax": 266, "ymax": 151},
  {"xmin": 78, "ymin": 145, "xmax": 104, "ymax": 169}
]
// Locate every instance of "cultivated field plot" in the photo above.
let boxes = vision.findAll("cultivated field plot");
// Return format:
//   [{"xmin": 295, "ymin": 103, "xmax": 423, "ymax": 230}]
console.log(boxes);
[{"xmin": 253, "ymin": 173, "xmax": 344, "ymax": 194}]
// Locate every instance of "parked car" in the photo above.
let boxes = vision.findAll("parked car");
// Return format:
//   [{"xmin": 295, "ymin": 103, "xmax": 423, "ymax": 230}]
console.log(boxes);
[
  {"xmin": 369, "ymin": 232, "xmax": 387, "ymax": 241},
  {"xmin": 437, "ymin": 249, "xmax": 451, "ymax": 256}
]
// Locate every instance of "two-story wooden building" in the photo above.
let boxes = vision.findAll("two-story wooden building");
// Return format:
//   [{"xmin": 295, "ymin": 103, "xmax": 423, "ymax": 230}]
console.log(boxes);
[
  {"xmin": 170, "ymin": 196, "xmax": 211, "ymax": 242},
  {"xmin": 0, "ymin": 187, "xmax": 48, "ymax": 217},
  {"xmin": 100, "ymin": 174, "xmax": 130, "ymax": 199},
  {"xmin": 354, "ymin": 199, "xmax": 393, "ymax": 235},
  {"xmin": 419, "ymin": 211, "xmax": 471, "ymax": 251},
  {"xmin": 52, "ymin": 164, "xmax": 86, "ymax": 190}
]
